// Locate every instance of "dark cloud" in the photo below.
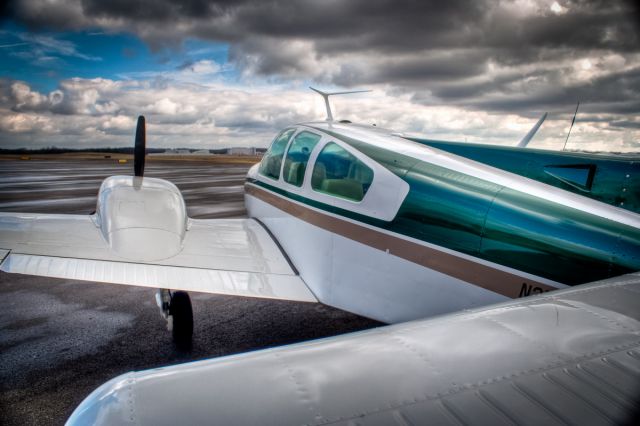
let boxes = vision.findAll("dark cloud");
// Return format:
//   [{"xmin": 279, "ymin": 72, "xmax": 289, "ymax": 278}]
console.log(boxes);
[
  {"xmin": 4, "ymin": 0, "xmax": 640, "ymax": 143},
  {"xmin": 80, "ymin": 0, "xmax": 218, "ymax": 21},
  {"xmin": 484, "ymin": 4, "xmax": 638, "ymax": 51},
  {"xmin": 341, "ymin": 51, "xmax": 491, "ymax": 86},
  {"xmin": 228, "ymin": 38, "xmax": 315, "ymax": 77},
  {"xmin": 610, "ymin": 120, "xmax": 640, "ymax": 129},
  {"xmin": 454, "ymin": 66, "xmax": 640, "ymax": 113},
  {"xmin": 9, "ymin": 1, "xmax": 638, "ymax": 51}
]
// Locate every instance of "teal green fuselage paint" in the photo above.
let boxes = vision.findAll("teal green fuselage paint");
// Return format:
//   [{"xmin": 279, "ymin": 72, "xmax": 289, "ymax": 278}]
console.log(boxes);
[
  {"xmin": 407, "ymin": 139, "xmax": 640, "ymax": 214},
  {"xmin": 253, "ymin": 126, "xmax": 640, "ymax": 286}
]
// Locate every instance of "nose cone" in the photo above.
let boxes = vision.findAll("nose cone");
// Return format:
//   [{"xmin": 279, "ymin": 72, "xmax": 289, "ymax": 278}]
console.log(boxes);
[{"xmin": 66, "ymin": 373, "xmax": 136, "ymax": 426}]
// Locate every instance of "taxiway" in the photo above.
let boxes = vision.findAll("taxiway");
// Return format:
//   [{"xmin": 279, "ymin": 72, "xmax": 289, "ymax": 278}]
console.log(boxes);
[{"xmin": 0, "ymin": 158, "xmax": 380, "ymax": 426}]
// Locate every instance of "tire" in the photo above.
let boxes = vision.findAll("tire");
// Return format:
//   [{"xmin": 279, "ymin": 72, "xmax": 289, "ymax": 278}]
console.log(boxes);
[{"xmin": 170, "ymin": 291, "xmax": 193, "ymax": 350}]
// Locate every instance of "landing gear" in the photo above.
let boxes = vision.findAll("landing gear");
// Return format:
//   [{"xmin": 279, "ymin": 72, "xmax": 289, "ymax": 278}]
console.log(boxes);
[
  {"xmin": 156, "ymin": 289, "xmax": 193, "ymax": 350},
  {"xmin": 170, "ymin": 291, "xmax": 193, "ymax": 348}
]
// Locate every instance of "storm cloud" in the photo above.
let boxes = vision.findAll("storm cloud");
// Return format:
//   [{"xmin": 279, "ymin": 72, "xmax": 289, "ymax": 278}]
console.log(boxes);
[
  {"xmin": 2, "ymin": 0, "xmax": 639, "ymax": 151},
  {"xmin": 6, "ymin": 1, "xmax": 639, "ymax": 109}
]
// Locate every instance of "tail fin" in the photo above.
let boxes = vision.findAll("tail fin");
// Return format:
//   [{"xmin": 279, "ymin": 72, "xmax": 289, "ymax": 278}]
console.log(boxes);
[
  {"xmin": 309, "ymin": 87, "xmax": 371, "ymax": 121},
  {"xmin": 517, "ymin": 112, "xmax": 547, "ymax": 148}
]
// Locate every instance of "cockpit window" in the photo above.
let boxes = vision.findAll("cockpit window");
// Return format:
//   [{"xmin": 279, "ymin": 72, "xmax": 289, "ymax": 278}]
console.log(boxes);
[
  {"xmin": 311, "ymin": 142, "xmax": 374, "ymax": 202},
  {"xmin": 282, "ymin": 131, "xmax": 322, "ymax": 187},
  {"xmin": 259, "ymin": 128, "xmax": 295, "ymax": 180}
]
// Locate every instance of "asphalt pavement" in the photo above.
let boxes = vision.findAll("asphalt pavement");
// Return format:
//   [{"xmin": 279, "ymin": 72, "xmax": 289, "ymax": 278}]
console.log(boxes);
[{"xmin": 0, "ymin": 158, "xmax": 380, "ymax": 426}]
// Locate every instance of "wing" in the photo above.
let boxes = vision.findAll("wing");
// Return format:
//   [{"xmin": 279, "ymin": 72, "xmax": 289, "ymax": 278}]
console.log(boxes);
[
  {"xmin": 0, "ymin": 211, "xmax": 316, "ymax": 303},
  {"xmin": 67, "ymin": 273, "xmax": 640, "ymax": 425}
]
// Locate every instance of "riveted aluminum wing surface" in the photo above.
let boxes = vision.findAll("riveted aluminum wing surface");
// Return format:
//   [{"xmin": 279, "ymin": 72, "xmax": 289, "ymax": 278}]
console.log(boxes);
[
  {"xmin": 68, "ymin": 274, "xmax": 640, "ymax": 425},
  {"xmin": 0, "ymin": 214, "xmax": 316, "ymax": 302}
]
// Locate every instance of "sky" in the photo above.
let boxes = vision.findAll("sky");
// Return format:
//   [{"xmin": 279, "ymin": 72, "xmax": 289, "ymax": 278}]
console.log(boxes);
[{"xmin": 0, "ymin": 0, "xmax": 639, "ymax": 152}]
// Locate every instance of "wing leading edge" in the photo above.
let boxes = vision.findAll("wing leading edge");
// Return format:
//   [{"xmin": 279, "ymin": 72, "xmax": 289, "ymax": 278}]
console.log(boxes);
[{"xmin": 0, "ymin": 213, "xmax": 316, "ymax": 303}]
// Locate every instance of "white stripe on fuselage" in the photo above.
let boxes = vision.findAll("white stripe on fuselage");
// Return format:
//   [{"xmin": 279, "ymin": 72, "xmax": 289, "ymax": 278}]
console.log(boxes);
[{"xmin": 305, "ymin": 122, "xmax": 640, "ymax": 230}]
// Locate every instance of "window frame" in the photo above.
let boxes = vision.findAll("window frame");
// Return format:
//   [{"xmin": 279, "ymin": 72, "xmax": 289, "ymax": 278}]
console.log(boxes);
[
  {"xmin": 308, "ymin": 140, "xmax": 375, "ymax": 204},
  {"xmin": 309, "ymin": 139, "xmax": 376, "ymax": 204},
  {"xmin": 258, "ymin": 128, "xmax": 296, "ymax": 182},
  {"xmin": 251, "ymin": 125, "xmax": 409, "ymax": 221},
  {"xmin": 281, "ymin": 130, "xmax": 324, "ymax": 189}
]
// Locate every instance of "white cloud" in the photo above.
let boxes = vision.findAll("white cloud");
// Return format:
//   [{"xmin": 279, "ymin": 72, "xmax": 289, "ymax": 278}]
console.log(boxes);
[
  {"xmin": 117, "ymin": 60, "xmax": 225, "ymax": 86},
  {"xmin": 188, "ymin": 60, "xmax": 220, "ymax": 74},
  {"xmin": 11, "ymin": 82, "xmax": 48, "ymax": 109},
  {"xmin": 0, "ymin": 112, "xmax": 57, "ymax": 133},
  {"xmin": 0, "ymin": 75, "xmax": 637, "ymax": 152},
  {"xmin": 13, "ymin": 31, "xmax": 102, "ymax": 62},
  {"xmin": 149, "ymin": 98, "xmax": 180, "ymax": 115},
  {"xmin": 99, "ymin": 115, "xmax": 135, "ymax": 131},
  {"xmin": 550, "ymin": 1, "xmax": 568, "ymax": 15}
]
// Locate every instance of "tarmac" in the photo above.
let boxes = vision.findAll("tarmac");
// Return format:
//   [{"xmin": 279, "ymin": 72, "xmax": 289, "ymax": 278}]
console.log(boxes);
[{"xmin": 0, "ymin": 158, "xmax": 380, "ymax": 426}]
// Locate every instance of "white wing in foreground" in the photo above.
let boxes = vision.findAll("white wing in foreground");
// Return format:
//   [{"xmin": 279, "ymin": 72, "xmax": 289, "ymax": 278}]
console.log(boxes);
[
  {"xmin": 0, "ymin": 177, "xmax": 315, "ymax": 303},
  {"xmin": 68, "ymin": 273, "xmax": 640, "ymax": 425}
]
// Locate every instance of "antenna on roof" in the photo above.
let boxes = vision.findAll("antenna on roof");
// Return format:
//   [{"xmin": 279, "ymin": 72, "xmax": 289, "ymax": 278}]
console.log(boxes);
[
  {"xmin": 517, "ymin": 112, "xmax": 547, "ymax": 148},
  {"xmin": 563, "ymin": 101, "xmax": 580, "ymax": 151},
  {"xmin": 309, "ymin": 87, "xmax": 371, "ymax": 121}
]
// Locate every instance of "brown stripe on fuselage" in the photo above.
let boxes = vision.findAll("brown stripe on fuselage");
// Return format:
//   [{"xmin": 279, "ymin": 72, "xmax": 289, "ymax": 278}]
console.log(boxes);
[{"xmin": 245, "ymin": 183, "xmax": 558, "ymax": 298}]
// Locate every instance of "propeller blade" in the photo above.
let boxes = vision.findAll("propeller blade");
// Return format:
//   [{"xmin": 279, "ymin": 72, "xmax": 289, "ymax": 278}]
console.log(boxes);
[{"xmin": 134, "ymin": 115, "xmax": 146, "ymax": 177}]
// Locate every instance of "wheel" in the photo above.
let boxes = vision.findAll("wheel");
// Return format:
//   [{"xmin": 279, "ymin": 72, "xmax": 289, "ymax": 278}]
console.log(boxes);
[{"xmin": 169, "ymin": 291, "xmax": 193, "ymax": 349}]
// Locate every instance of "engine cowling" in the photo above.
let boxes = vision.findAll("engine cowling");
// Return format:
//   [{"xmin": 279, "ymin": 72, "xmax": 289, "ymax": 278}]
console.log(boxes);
[{"xmin": 95, "ymin": 175, "xmax": 188, "ymax": 262}]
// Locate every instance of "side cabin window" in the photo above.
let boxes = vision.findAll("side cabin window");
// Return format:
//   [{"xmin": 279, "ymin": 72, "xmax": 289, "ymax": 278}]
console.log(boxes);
[
  {"xmin": 259, "ymin": 128, "xmax": 295, "ymax": 180},
  {"xmin": 282, "ymin": 131, "xmax": 322, "ymax": 187},
  {"xmin": 311, "ymin": 142, "xmax": 374, "ymax": 202}
]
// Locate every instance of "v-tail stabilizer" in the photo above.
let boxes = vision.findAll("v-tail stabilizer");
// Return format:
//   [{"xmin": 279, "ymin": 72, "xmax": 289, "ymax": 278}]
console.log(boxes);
[
  {"xmin": 309, "ymin": 86, "xmax": 371, "ymax": 121},
  {"xmin": 517, "ymin": 112, "xmax": 547, "ymax": 147}
]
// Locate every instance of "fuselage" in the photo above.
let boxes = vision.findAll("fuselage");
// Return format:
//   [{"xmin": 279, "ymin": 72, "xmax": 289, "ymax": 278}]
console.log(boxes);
[
  {"xmin": 245, "ymin": 122, "xmax": 640, "ymax": 323},
  {"xmin": 408, "ymin": 137, "xmax": 640, "ymax": 214}
]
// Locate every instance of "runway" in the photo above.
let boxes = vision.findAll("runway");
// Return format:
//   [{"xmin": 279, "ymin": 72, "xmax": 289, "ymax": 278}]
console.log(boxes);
[
  {"xmin": 0, "ymin": 159, "xmax": 248, "ymax": 217},
  {"xmin": 0, "ymin": 158, "xmax": 380, "ymax": 426}
]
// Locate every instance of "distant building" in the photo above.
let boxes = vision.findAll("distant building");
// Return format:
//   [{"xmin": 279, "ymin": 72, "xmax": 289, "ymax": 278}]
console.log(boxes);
[
  {"xmin": 163, "ymin": 148, "xmax": 192, "ymax": 155},
  {"xmin": 227, "ymin": 147, "xmax": 256, "ymax": 156},
  {"xmin": 159, "ymin": 147, "xmax": 263, "ymax": 156}
]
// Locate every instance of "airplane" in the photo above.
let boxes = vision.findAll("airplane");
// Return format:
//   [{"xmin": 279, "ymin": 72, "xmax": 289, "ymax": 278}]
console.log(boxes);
[
  {"xmin": 1, "ymin": 89, "xmax": 639, "ymax": 340},
  {"xmin": 1, "ymin": 89, "xmax": 639, "ymax": 423}
]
